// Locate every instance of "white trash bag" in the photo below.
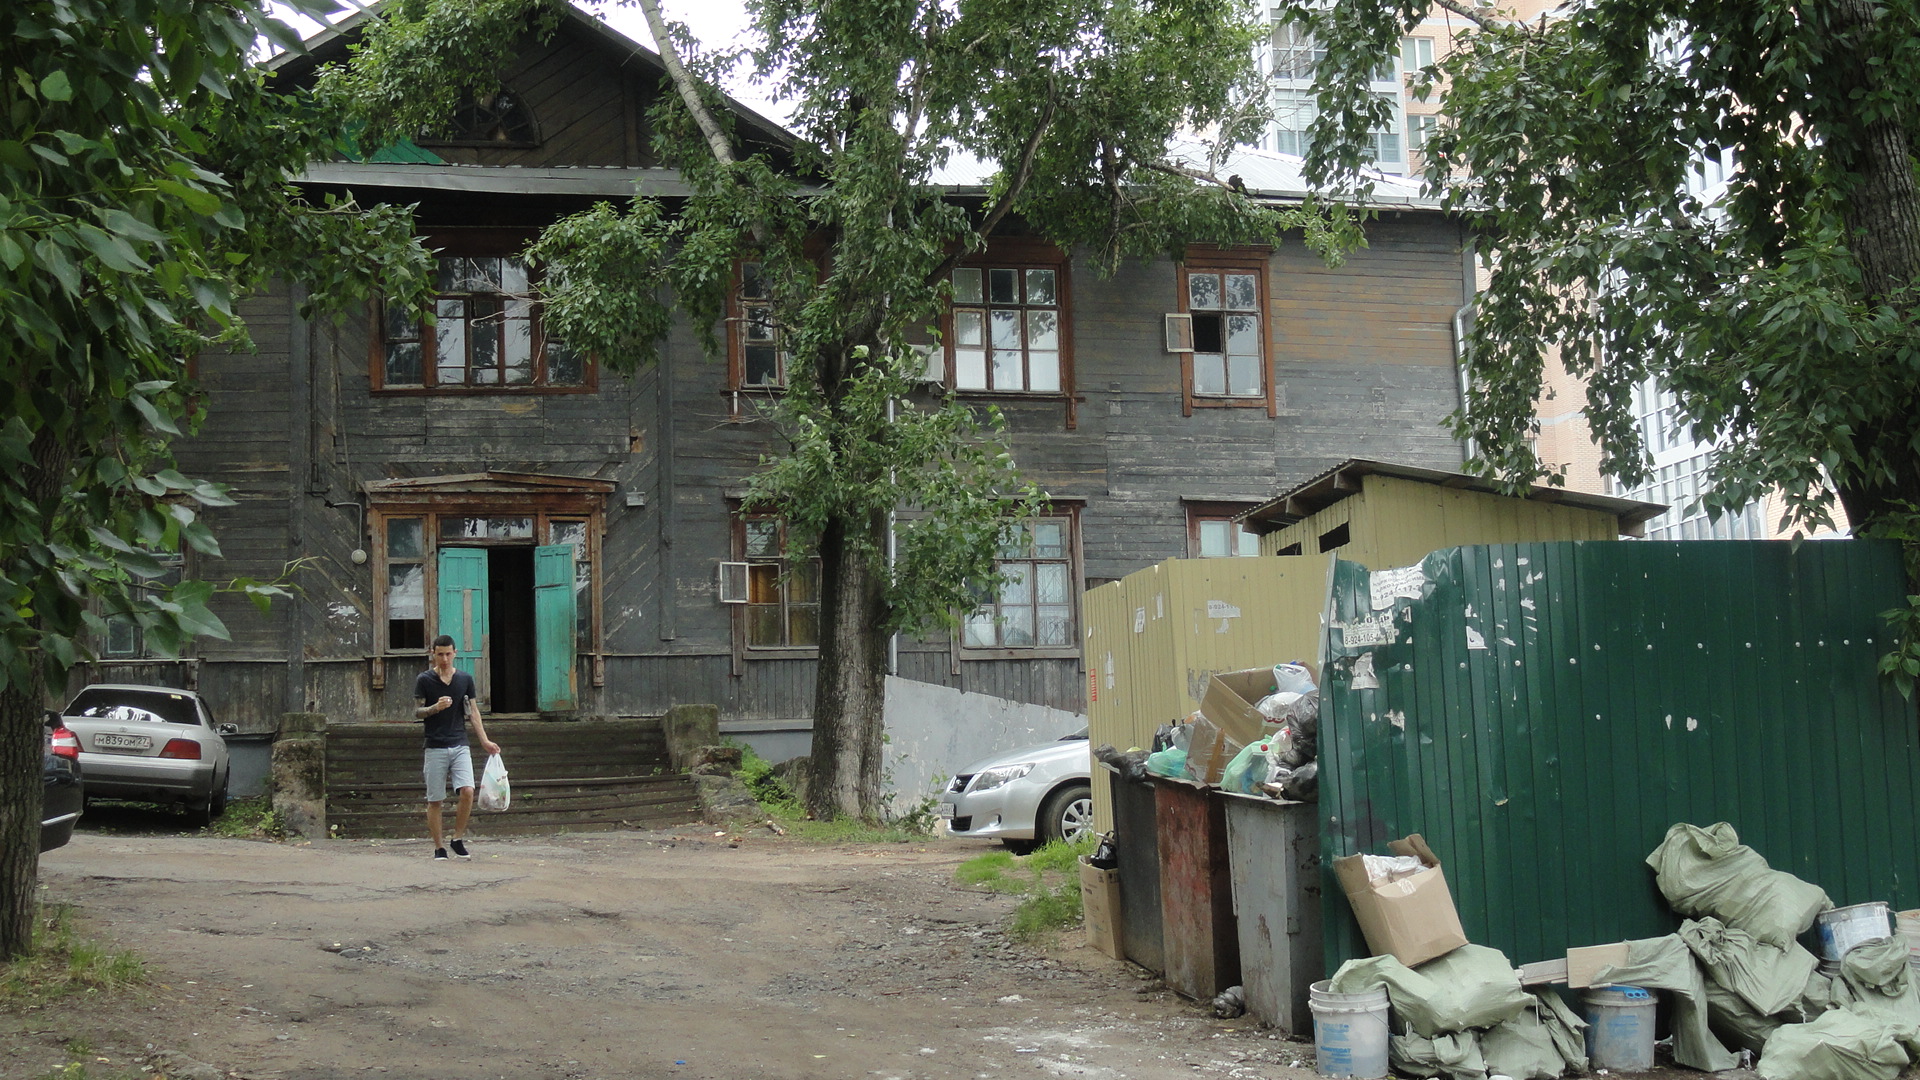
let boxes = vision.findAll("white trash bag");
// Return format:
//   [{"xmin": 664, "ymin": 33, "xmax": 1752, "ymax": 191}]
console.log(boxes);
[{"xmin": 477, "ymin": 752, "xmax": 511, "ymax": 811}]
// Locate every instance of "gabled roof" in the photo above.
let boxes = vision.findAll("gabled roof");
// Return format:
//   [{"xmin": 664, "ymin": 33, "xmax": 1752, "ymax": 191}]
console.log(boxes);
[{"xmin": 1238, "ymin": 458, "xmax": 1666, "ymax": 530}]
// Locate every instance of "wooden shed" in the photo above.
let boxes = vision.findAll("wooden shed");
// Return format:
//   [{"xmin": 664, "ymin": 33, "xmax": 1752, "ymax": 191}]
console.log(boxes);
[{"xmin": 1240, "ymin": 458, "xmax": 1664, "ymax": 570}]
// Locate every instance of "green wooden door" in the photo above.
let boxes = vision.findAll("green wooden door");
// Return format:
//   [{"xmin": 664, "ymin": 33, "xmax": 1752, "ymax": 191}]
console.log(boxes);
[
  {"xmin": 437, "ymin": 548, "xmax": 489, "ymax": 704},
  {"xmin": 533, "ymin": 543, "xmax": 577, "ymax": 711}
]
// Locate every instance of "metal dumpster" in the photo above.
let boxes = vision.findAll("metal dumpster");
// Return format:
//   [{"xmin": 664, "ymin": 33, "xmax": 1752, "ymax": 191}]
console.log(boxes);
[
  {"xmin": 1152, "ymin": 774, "xmax": 1239, "ymax": 998},
  {"xmin": 1106, "ymin": 766, "xmax": 1164, "ymax": 974},
  {"xmin": 1221, "ymin": 792, "xmax": 1322, "ymax": 1035}
]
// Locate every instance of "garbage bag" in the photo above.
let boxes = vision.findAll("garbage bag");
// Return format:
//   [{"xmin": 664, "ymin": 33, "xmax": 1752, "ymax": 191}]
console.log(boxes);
[
  {"xmin": 1481, "ymin": 991, "xmax": 1588, "ymax": 1079},
  {"xmin": 1705, "ymin": 980, "xmax": 1788, "ymax": 1053},
  {"xmin": 1758, "ymin": 1010, "xmax": 1915, "ymax": 1080},
  {"xmin": 1330, "ymin": 944, "xmax": 1532, "ymax": 1037},
  {"xmin": 1273, "ymin": 661, "xmax": 1316, "ymax": 695},
  {"xmin": 1680, "ymin": 915, "xmax": 1821, "ymax": 1015},
  {"xmin": 1144, "ymin": 745, "xmax": 1188, "ymax": 779},
  {"xmin": 1220, "ymin": 740, "xmax": 1271, "ymax": 794},
  {"xmin": 477, "ymin": 752, "xmax": 510, "ymax": 811},
  {"xmin": 1836, "ymin": 936, "xmax": 1920, "ymax": 1031},
  {"xmin": 1281, "ymin": 759, "xmax": 1318, "ymax": 801},
  {"xmin": 1647, "ymin": 822, "xmax": 1832, "ymax": 947},
  {"xmin": 1389, "ymin": 1030, "xmax": 1487, "ymax": 1080},
  {"xmin": 1589, "ymin": 933, "xmax": 1741, "ymax": 1071}
]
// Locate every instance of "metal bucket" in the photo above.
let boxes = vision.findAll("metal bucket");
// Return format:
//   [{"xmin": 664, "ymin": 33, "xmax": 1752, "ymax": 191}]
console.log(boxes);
[{"xmin": 1817, "ymin": 901, "xmax": 1893, "ymax": 960}]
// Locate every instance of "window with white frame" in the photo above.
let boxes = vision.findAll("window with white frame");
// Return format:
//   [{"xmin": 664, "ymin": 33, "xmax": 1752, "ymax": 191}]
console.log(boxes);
[
  {"xmin": 1401, "ymin": 36, "xmax": 1434, "ymax": 74},
  {"xmin": 103, "ymin": 552, "xmax": 184, "ymax": 658},
  {"xmin": 963, "ymin": 517, "xmax": 1077, "ymax": 649},
  {"xmin": 1190, "ymin": 515, "xmax": 1261, "ymax": 558}
]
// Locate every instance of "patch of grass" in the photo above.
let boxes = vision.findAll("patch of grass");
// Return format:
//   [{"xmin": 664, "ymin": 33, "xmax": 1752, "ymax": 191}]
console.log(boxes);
[
  {"xmin": 0, "ymin": 904, "xmax": 144, "ymax": 1007},
  {"xmin": 956, "ymin": 834, "xmax": 1097, "ymax": 941},
  {"xmin": 736, "ymin": 746, "xmax": 804, "ymax": 818},
  {"xmin": 207, "ymin": 797, "xmax": 285, "ymax": 840},
  {"xmin": 777, "ymin": 816, "xmax": 935, "ymax": 844}
]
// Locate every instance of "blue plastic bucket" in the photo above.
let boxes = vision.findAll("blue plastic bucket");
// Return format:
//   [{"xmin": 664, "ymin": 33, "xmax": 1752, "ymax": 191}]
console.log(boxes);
[
  {"xmin": 1310, "ymin": 980, "xmax": 1389, "ymax": 1079},
  {"xmin": 1583, "ymin": 985, "xmax": 1656, "ymax": 1071}
]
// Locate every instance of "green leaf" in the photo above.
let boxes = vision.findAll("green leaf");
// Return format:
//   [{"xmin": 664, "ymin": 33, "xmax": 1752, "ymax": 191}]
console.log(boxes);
[{"xmin": 39, "ymin": 70, "xmax": 72, "ymax": 102}]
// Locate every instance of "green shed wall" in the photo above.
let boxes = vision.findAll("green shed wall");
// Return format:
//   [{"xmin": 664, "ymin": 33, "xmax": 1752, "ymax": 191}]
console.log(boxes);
[{"xmin": 1319, "ymin": 539, "xmax": 1920, "ymax": 970}]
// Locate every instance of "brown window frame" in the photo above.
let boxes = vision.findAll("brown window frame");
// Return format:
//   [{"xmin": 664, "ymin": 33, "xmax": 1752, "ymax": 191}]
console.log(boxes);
[
  {"xmin": 1184, "ymin": 502, "xmax": 1263, "ymax": 558},
  {"xmin": 730, "ymin": 511, "xmax": 821, "ymax": 660},
  {"xmin": 370, "ymin": 229, "xmax": 596, "ymax": 396},
  {"xmin": 1177, "ymin": 250, "xmax": 1275, "ymax": 417},
  {"xmin": 727, "ymin": 259, "xmax": 791, "ymax": 396},
  {"xmin": 937, "ymin": 240, "xmax": 1074, "ymax": 402},
  {"xmin": 957, "ymin": 506, "xmax": 1084, "ymax": 662}
]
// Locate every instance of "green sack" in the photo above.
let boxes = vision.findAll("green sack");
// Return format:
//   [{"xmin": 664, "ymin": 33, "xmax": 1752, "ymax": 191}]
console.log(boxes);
[
  {"xmin": 1219, "ymin": 741, "xmax": 1263, "ymax": 794},
  {"xmin": 1389, "ymin": 1030, "xmax": 1486, "ymax": 1080},
  {"xmin": 1704, "ymin": 980, "xmax": 1787, "ymax": 1054},
  {"xmin": 1330, "ymin": 945, "xmax": 1532, "ymax": 1037},
  {"xmin": 1588, "ymin": 933, "xmax": 1741, "ymax": 1072},
  {"xmin": 1759, "ymin": 1010, "xmax": 1913, "ymax": 1080},
  {"xmin": 1680, "ymin": 916, "xmax": 1820, "ymax": 1015},
  {"xmin": 1647, "ymin": 822, "xmax": 1831, "ymax": 947},
  {"xmin": 1481, "ymin": 991, "xmax": 1587, "ymax": 1079},
  {"xmin": 1836, "ymin": 936, "xmax": 1920, "ymax": 1033},
  {"xmin": 1144, "ymin": 745, "xmax": 1188, "ymax": 779}
]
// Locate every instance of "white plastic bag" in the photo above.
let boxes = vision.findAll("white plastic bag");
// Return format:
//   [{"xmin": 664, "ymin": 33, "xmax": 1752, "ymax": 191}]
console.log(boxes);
[{"xmin": 477, "ymin": 752, "xmax": 511, "ymax": 811}]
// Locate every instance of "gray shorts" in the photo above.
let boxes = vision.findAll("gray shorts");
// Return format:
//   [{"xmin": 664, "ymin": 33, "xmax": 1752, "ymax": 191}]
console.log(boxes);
[{"xmin": 423, "ymin": 746, "xmax": 475, "ymax": 803}]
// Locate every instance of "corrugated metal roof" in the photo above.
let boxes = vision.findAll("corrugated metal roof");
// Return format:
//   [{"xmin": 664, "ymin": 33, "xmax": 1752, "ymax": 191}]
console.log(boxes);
[{"xmin": 1240, "ymin": 458, "xmax": 1667, "ymax": 530}]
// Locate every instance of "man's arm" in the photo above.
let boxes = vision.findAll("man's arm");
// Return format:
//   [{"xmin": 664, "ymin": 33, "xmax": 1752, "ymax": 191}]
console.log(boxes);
[
  {"xmin": 467, "ymin": 698, "xmax": 500, "ymax": 756},
  {"xmin": 415, "ymin": 694, "xmax": 452, "ymax": 721}
]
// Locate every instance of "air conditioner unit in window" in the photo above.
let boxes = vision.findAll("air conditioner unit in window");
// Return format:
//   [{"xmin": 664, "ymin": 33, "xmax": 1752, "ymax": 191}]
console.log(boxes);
[
  {"xmin": 1164, "ymin": 313, "xmax": 1195, "ymax": 353},
  {"xmin": 716, "ymin": 561, "xmax": 749, "ymax": 604}
]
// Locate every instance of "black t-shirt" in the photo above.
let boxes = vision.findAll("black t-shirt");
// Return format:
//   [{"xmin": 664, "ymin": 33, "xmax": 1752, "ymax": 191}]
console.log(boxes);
[{"xmin": 414, "ymin": 668, "xmax": 477, "ymax": 748}]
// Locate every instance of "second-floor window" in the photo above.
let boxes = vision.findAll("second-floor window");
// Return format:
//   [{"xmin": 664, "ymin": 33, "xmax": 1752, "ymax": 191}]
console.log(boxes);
[
  {"xmin": 949, "ymin": 263, "xmax": 1064, "ymax": 393},
  {"xmin": 732, "ymin": 261, "xmax": 789, "ymax": 389},
  {"xmin": 376, "ymin": 253, "xmax": 587, "ymax": 392}
]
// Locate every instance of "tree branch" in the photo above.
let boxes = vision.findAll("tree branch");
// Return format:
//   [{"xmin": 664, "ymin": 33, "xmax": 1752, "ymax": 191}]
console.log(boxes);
[
  {"xmin": 634, "ymin": 0, "xmax": 737, "ymax": 167},
  {"xmin": 1140, "ymin": 158, "xmax": 1239, "ymax": 191},
  {"xmin": 1430, "ymin": 0, "xmax": 1495, "ymax": 29},
  {"xmin": 926, "ymin": 85, "xmax": 1059, "ymax": 285}
]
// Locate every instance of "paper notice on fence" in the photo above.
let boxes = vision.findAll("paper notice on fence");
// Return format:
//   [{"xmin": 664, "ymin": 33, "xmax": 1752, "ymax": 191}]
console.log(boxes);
[
  {"xmin": 1370, "ymin": 565, "xmax": 1426, "ymax": 609},
  {"xmin": 1343, "ymin": 612, "xmax": 1398, "ymax": 648},
  {"xmin": 1206, "ymin": 600, "xmax": 1241, "ymax": 619}
]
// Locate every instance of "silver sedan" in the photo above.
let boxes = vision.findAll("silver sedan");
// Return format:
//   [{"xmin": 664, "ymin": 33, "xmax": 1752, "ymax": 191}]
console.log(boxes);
[
  {"xmin": 940, "ymin": 728, "xmax": 1093, "ymax": 854},
  {"xmin": 60, "ymin": 684, "xmax": 233, "ymax": 825}
]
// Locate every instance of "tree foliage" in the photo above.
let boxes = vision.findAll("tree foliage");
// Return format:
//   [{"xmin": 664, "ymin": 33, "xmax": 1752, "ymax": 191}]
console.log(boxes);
[
  {"xmin": 341, "ymin": 0, "xmax": 1328, "ymax": 817},
  {"xmin": 0, "ymin": 0, "xmax": 437, "ymax": 957},
  {"xmin": 1281, "ymin": 0, "xmax": 1920, "ymax": 543}
]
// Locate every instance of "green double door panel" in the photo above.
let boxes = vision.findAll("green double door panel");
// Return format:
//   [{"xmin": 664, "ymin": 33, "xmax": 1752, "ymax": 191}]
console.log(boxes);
[{"xmin": 436, "ymin": 544, "xmax": 577, "ymax": 712}]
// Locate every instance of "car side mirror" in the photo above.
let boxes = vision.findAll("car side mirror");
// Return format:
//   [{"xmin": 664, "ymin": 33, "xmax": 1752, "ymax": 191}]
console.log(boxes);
[
  {"xmin": 43, "ymin": 710, "xmax": 61, "ymax": 728},
  {"xmin": 216, "ymin": 723, "xmax": 239, "ymax": 736}
]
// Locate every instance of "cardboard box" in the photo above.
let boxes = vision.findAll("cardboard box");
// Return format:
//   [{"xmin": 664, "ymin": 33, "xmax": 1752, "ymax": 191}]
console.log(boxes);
[
  {"xmin": 1079, "ymin": 856, "xmax": 1124, "ymax": 959},
  {"xmin": 1332, "ymin": 834, "xmax": 1468, "ymax": 967},
  {"xmin": 1198, "ymin": 668, "xmax": 1279, "ymax": 746},
  {"xmin": 1182, "ymin": 712, "xmax": 1244, "ymax": 786}
]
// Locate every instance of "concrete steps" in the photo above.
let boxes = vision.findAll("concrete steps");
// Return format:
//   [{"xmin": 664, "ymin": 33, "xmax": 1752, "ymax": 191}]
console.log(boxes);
[{"xmin": 325, "ymin": 719, "xmax": 704, "ymax": 838}]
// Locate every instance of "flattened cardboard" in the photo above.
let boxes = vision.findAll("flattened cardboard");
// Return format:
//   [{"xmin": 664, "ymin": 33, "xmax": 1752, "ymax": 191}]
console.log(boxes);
[
  {"xmin": 1199, "ymin": 668, "xmax": 1279, "ymax": 746},
  {"xmin": 1183, "ymin": 713, "xmax": 1244, "ymax": 786},
  {"xmin": 1079, "ymin": 856, "xmax": 1124, "ymax": 959},
  {"xmin": 1567, "ymin": 942, "xmax": 1633, "ymax": 989},
  {"xmin": 1332, "ymin": 833, "xmax": 1469, "ymax": 967}
]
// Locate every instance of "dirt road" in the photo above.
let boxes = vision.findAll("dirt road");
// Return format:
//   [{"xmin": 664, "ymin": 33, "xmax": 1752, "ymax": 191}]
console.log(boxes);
[{"xmin": 9, "ymin": 822, "xmax": 1323, "ymax": 1080}]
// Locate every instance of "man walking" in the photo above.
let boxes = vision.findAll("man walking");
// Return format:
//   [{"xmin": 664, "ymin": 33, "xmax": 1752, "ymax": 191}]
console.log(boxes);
[{"xmin": 415, "ymin": 634, "xmax": 500, "ymax": 861}]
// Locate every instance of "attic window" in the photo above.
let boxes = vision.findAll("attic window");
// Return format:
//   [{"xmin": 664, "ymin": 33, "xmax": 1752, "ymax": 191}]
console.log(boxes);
[
  {"xmin": 420, "ymin": 90, "xmax": 540, "ymax": 147},
  {"xmin": 1317, "ymin": 523, "xmax": 1350, "ymax": 552}
]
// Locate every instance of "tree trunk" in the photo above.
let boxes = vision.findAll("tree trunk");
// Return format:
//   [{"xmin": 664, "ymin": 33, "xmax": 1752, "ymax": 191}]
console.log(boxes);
[
  {"xmin": 1821, "ymin": 0, "xmax": 1920, "ymax": 532},
  {"xmin": 0, "ymin": 678, "xmax": 45, "ymax": 959},
  {"xmin": 805, "ymin": 509, "xmax": 892, "ymax": 821}
]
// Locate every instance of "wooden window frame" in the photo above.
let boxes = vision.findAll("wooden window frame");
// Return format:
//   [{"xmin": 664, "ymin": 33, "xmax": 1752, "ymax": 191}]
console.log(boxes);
[
  {"xmin": 367, "ymin": 503, "xmax": 605, "ymax": 687},
  {"xmin": 726, "ymin": 260, "xmax": 790, "ymax": 416},
  {"xmin": 1184, "ymin": 501, "xmax": 1263, "ymax": 558},
  {"xmin": 939, "ymin": 240, "xmax": 1075, "ymax": 402},
  {"xmin": 1177, "ymin": 250, "xmax": 1275, "ymax": 417},
  {"xmin": 956, "ymin": 505, "xmax": 1084, "ymax": 662},
  {"xmin": 370, "ymin": 229, "xmax": 596, "ymax": 396},
  {"xmin": 415, "ymin": 88, "xmax": 542, "ymax": 149},
  {"xmin": 729, "ymin": 510, "xmax": 821, "ymax": 662}
]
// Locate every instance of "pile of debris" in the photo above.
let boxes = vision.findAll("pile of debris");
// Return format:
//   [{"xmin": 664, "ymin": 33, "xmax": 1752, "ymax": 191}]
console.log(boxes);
[
  {"xmin": 1096, "ymin": 662, "xmax": 1321, "ymax": 802},
  {"xmin": 1326, "ymin": 822, "xmax": 1920, "ymax": 1080}
]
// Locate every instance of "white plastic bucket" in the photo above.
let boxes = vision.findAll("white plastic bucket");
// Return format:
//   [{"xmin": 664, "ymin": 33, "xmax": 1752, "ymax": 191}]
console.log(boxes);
[
  {"xmin": 1584, "ymin": 985, "xmax": 1656, "ymax": 1072},
  {"xmin": 1311, "ymin": 980, "xmax": 1389, "ymax": 1079},
  {"xmin": 1817, "ymin": 902, "xmax": 1893, "ymax": 960}
]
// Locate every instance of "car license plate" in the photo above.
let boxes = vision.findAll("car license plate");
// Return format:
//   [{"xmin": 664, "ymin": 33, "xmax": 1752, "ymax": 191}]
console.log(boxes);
[
  {"xmin": 936, "ymin": 801, "xmax": 955, "ymax": 819},
  {"xmin": 93, "ymin": 733, "xmax": 151, "ymax": 751}
]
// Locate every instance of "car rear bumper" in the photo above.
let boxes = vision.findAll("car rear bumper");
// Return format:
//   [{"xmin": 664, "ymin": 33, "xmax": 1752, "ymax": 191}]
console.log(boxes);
[{"xmin": 77, "ymin": 752, "xmax": 215, "ymax": 800}]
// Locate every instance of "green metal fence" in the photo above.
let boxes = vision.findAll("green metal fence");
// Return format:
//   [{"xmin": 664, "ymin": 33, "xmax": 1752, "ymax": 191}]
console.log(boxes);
[{"xmin": 1320, "ymin": 539, "xmax": 1920, "ymax": 970}]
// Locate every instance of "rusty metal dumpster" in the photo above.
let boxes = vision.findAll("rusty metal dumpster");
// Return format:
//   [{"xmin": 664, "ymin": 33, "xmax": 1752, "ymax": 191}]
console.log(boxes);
[
  {"xmin": 1221, "ymin": 792, "xmax": 1322, "ymax": 1035},
  {"xmin": 1152, "ymin": 774, "xmax": 1239, "ymax": 998},
  {"xmin": 1106, "ymin": 766, "xmax": 1164, "ymax": 974}
]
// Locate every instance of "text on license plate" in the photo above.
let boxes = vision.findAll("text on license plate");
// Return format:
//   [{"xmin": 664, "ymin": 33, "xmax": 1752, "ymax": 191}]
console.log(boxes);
[
  {"xmin": 94, "ymin": 733, "xmax": 151, "ymax": 750},
  {"xmin": 936, "ymin": 802, "xmax": 956, "ymax": 819}
]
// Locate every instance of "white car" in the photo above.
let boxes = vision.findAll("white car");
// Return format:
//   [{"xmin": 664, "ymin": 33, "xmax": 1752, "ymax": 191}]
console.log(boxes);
[
  {"xmin": 940, "ymin": 728, "xmax": 1093, "ymax": 853},
  {"xmin": 60, "ymin": 684, "xmax": 233, "ymax": 825}
]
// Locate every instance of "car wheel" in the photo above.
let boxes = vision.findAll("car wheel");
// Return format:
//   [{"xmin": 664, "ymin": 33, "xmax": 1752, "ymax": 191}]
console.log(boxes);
[{"xmin": 1037, "ymin": 783, "xmax": 1094, "ymax": 846}]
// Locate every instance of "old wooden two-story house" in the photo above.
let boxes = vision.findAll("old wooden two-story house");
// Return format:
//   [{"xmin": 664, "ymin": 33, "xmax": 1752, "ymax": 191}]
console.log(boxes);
[{"xmin": 84, "ymin": 8, "xmax": 1471, "ymax": 754}]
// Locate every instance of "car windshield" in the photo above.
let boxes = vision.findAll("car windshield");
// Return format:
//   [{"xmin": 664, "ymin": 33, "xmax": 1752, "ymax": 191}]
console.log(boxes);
[{"xmin": 66, "ymin": 689, "xmax": 199, "ymax": 727}]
